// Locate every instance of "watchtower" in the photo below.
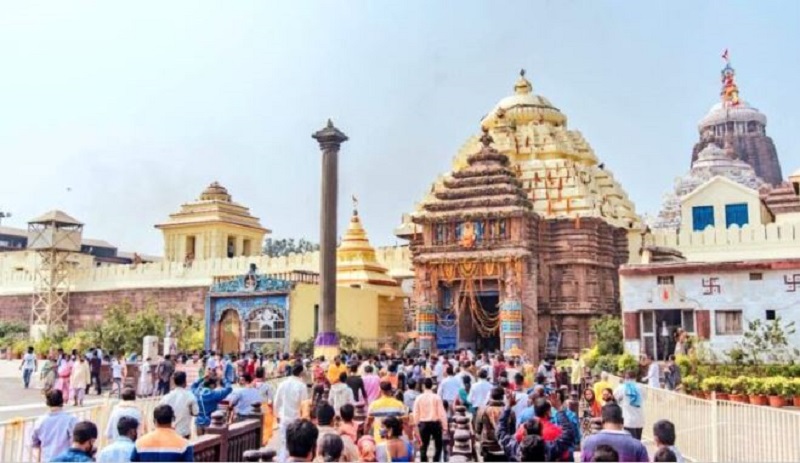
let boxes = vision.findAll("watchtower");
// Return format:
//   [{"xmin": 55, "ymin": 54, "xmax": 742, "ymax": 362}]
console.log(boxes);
[{"xmin": 28, "ymin": 210, "xmax": 83, "ymax": 338}]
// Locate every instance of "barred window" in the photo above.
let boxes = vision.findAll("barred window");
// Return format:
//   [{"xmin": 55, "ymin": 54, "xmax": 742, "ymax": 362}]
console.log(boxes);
[
  {"xmin": 247, "ymin": 308, "xmax": 286, "ymax": 340},
  {"xmin": 714, "ymin": 310, "xmax": 742, "ymax": 335}
]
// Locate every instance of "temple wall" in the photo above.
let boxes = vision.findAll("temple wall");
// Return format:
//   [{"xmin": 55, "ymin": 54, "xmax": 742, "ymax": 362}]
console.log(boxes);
[
  {"xmin": 0, "ymin": 286, "xmax": 208, "ymax": 330},
  {"xmin": 648, "ymin": 223, "xmax": 800, "ymax": 262},
  {"xmin": 0, "ymin": 246, "xmax": 413, "ymax": 296}
]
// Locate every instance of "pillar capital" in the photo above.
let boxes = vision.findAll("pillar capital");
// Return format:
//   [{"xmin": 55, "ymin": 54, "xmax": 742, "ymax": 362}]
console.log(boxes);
[{"xmin": 312, "ymin": 119, "xmax": 349, "ymax": 150}]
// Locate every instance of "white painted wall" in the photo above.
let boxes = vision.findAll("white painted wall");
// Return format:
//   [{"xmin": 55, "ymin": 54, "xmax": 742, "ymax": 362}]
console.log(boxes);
[{"xmin": 621, "ymin": 267, "xmax": 800, "ymax": 356}]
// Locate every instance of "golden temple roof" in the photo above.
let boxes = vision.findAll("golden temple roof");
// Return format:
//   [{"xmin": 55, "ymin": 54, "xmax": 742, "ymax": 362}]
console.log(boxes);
[
  {"xmin": 337, "ymin": 206, "xmax": 403, "ymax": 292},
  {"xmin": 403, "ymin": 70, "xmax": 641, "ymax": 231},
  {"xmin": 155, "ymin": 182, "xmax": 269, "ymax": 233}
]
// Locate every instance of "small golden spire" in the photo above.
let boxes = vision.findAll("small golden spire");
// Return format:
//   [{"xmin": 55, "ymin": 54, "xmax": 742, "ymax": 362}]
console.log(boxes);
[{"xmin": 514, "ymin": 68, "xmax": 532, "ymax": 95}]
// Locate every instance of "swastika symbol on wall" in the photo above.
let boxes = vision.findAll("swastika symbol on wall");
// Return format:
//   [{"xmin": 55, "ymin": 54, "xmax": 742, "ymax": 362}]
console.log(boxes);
[
  {"xmin": 702, "ymin": 277, "xmax": 721, "ymax": 295},
  {"xmin": 784, "ymin": 274, "xmax": 800, "ymax": 293}
]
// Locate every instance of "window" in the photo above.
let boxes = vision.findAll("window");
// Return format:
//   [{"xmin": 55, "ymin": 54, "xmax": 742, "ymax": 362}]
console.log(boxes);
[
  {"xmin": 242, "ymin": 239, "xmax": 252, "ymax": 256},
  {"xmin": 725, "ymin": 203, "xmax": 749, "ymax": 228},
  {"xmin": 692, "ymin": 206, "xmax": 715, "ymax": 231},
  {"xmin": 715, "ymin": 310, "xmax": 743, "ymax": 335},
  {"xmin": 766, "ymin": 310, "xmax": 776, "ymax": 321},
  {"xmin": 246, "ymin": 309, "xmax": 286, "ymax": 340},
  {"xmin": 749, "ymin": 273, "xmax": 763, "ymax": 281},
  {"xmin": 227, "ymin": 237, "xmax": 235, "ymax": 258},
  {"xmin": 657, "ymin": 275, "xmax": 674, "ymax": 285}
]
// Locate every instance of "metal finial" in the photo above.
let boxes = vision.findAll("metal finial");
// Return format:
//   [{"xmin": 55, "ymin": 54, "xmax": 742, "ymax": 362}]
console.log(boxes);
[
  {"xmin": 520, "ymin": 68, "xmax": 526, "ymax": 77},
  {"xmin": 327, "ymin": 118, "xmax": 334, "ymax": 128},
  {"xmin": 351, "ymin": 194, "xmax": 359, "ymax": 216}
]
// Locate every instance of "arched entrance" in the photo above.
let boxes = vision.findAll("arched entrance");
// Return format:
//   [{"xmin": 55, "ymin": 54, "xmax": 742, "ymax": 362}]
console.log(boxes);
[{"xmin": 219, "ymin": 309, "xmax": 242, "ymax": 354}]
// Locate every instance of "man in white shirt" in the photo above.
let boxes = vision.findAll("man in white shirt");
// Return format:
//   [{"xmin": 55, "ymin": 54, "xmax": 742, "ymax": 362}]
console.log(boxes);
[
  {"xmin": 437, "ymin": 366, "xmax": 461, "ymax": 410},
  {"xmin": 467, "ymin": 369, "xmax": 493, "ymax": 409},
  {"xmin": 614, "ymin": 371, "xmax": 646, "ymax": 440},
  {"xmin": 642, "ymin": 354, "xmax": 661, "ymax": 389},
  {"xmin": 159, "ymin": 371, "xmax": 198, "ymax": 439},
  {"xmin": 273, "ymin": 363, "xmax": 309, "ymax": 460},
  {"xmin": 105, "ymin": 388, "xmax": 143, "ymax": 441}
]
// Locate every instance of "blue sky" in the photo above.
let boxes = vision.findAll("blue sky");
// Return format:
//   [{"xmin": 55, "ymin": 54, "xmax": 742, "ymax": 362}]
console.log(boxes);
[{"xmin": 1, "ymin": 1, "xmax": 798, "ymax": 254}]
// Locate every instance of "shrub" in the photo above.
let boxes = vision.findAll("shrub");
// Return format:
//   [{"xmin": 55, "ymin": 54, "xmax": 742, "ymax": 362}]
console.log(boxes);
[
  {"xmin": 787, "ymin": 378, "xmax": 800, "ymax": 397},
  {"xmin": 730, "ymin": 376, "xmax": 750, "ymax": 395},
  {"xmin": 591, "ymin": 316, "xmax": 623, "ymax": 356},
  {"xmin": 617, "ymin": 353, "xmax": 639, "ymax": 376},
  {"xmin": 593, "ymin": 354, "xmax": 620, "ymax": 376},
  {"xmin": 675, "ymin": 354, "xmax": 691, "ymax": 377},
  {"xmin": 762, "ymin": 377, "xmax": 787, "ymax": 396},
  {"xmin": 701, "ymin": 376, "xmax": 720, "ymax": 393},
  {"xmin": 582, "ymin": 345, "xmax": 600, "ymax": 369},
  {"xmin": 747, "ymin": 378, "xmax": 767, "ymax": 396},
  {"xmin": 682, "ymin": 375, "xmax": 699, "ymax": 393}
]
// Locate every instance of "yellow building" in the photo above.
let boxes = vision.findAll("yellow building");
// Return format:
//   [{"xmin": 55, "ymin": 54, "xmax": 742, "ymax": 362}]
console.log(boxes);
[
  {"xmin": 156, "ymin": 182, "xmax": 270, "ymax": 262},
  {"xmin": 209, "ymin": 206, "xmax": 406, "ymax": 353}
]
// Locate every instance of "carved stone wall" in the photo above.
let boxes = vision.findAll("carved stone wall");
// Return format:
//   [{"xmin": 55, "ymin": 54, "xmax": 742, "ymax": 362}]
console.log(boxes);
[
  {"xmin": 693, "ymin": 135, "xmax": 783, "ymax": 186},
  {"xmin": 536, "ymin": 218, "xmax": 629, "ymax": 356}
]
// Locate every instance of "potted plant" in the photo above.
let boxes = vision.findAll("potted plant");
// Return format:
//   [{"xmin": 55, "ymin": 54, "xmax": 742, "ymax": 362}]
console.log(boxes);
[
  {"xmin": 682, "ymin": 375, "xmax": 700, "ymax": 397},
  {"xmin": 790, "ymin": 378, "xmax": 800, "ymax": 407},
  {"xmin": 701, "ymin": 376, "xmax": 719, "ymax": 400},
  {"xmin": 764, "ymin": 377, "xmax": 786, "ymax": 408},
  {"xmin": 729, "ymin": 376, "xmax": 750, "ymax": 403},
  {"xmin": 747, "ymin": 377, "xmax": 768, "ymax": 406},
  {"xmin": 716, "ymin": 377, "xmax": 731, "ymax": 401}
]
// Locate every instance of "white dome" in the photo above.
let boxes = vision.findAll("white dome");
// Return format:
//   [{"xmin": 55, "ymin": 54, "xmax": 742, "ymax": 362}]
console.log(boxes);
[{"xmin": 698, "ymin": 101, "xmax": 766, "ymax": 129}]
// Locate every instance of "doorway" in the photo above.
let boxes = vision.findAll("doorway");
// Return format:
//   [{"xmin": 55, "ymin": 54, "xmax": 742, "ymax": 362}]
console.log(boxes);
[
  {"xmin": 219, "ymin": 309, "xmax": 241, "ymax": 354},
  {"xmin": 640, "ymin": 309, "xmax": 695, "ymax": 361},
  {"xmin": 458, "ymin": 292, "xmax": 500, "ymax": 353}
]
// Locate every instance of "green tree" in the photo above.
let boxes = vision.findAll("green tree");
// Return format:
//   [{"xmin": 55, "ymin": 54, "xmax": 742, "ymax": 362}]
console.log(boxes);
[
  {"xmin": 88, "ymin": 300, "xmax": 204, "ymax": 356},
  {"xmin": 726, "ymin": 317, "xmax": 799, "ymax": 370},
  {"xmin": 592, "ymin": 315, "xmax": 623, "ymax": 356},
  {"xmin": 263, "ymin": 238, "xmax": 320, "ymax": 257}
]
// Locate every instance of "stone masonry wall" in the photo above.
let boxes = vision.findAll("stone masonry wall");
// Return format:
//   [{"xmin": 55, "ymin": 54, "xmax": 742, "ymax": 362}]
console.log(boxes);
[{"xmin": 0, "ymin": 286, "xmax": 208, "ymax": 331}]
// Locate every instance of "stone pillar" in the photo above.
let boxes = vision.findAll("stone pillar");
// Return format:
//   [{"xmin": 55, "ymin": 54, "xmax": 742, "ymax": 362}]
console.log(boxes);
[{"xmin": 312, "ymin": 119, "xmax": 348, "ymax": 359}]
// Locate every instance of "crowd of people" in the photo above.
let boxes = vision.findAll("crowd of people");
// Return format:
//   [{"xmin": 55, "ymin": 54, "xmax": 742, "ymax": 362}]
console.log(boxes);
[{"xmin": 25, "ymin": 346, "xmax": 684, "ymax": 462}]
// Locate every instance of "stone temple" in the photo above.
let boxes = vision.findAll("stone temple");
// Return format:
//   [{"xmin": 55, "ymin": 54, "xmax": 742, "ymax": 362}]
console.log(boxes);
[
  {"xmin": 691, "ymin": 55, "xmax": 783, "ymax": 185},
  {"xmin": 402, "ymin": 71, "xmax": 639, "ymax": 360}
]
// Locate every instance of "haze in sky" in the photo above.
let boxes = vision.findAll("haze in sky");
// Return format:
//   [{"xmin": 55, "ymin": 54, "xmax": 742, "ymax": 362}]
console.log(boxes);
[{"xmin": 1, "ymin": 1, "xmax": 798, "ymax": 255}]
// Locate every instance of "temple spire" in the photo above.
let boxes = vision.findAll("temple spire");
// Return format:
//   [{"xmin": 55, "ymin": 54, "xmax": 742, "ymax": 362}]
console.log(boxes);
[
  {"xmin": 514, "ymin": 68, "xmax": 532, "ymax": 95},
  {"xmin": 720, "ymin": 49, "xmax": 740, "ymax": 107}
]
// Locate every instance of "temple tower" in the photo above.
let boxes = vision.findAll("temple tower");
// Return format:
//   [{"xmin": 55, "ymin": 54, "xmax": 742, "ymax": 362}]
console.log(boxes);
[
  {"xmin": 156, "ymin": 182, "xmax": 269, "ymax": 262},
  {"xmin": 28, "ymin": 211, "xmax": 83, "ymax": 338},
  {"xmin": 402, "ymin": 70, "xmax": 634, "ymax": 358},
  {"xmin": 692, "ymin": 52, "xmax": 783, "ymax": 185},
  {"xmin": 312, "ymin": 119, "xmax": 348, "ymax": 359}
]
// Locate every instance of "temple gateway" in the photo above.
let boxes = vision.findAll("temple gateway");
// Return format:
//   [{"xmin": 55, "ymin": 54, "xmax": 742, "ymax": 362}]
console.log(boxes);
[{"xmin": 401, "ymin": 71, "xmax": 638, "ymax": 361}]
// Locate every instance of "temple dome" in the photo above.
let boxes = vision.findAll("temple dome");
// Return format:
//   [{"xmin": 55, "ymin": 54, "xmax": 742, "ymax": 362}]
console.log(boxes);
[
  {"xmin": 200, "ymin": 182, "xmax": 232, "ymax": 202},
  {"xmin": 337, "ymin": 207, "xmax": 402, "ymax": 289},
  {"xmin": 481, "ymin": 70, "xmax": 567, "ymax": 128},
  {"xmin": 699, "ymin": 101, "xmax": 767, "ymax": 129}
]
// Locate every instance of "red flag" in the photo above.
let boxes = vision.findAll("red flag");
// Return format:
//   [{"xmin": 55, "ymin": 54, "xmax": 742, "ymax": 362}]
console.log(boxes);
[{"xmin": 722, "ymin": 48, "xmax": 729, "ymax": 62}]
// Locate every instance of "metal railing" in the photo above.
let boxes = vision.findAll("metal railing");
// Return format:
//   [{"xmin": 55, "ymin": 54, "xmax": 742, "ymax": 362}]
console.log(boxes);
[
  {"xmin": 608, "ymin": 375, "xmax": 800, "ymax": 462},
  {"xmin": 0, "ymin": 395, "xmax": 162, "ymax": 463},
  {"xmin": 0, "ymin": 376, "xmax": 287, "ymax": 463}
]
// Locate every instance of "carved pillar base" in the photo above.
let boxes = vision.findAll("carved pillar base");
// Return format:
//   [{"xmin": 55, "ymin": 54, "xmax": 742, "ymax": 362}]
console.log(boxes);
[
  {"xmin": 416, "ymin": 305, "xmax": 436, "ymax": 352},
  {"xmin": 313, "ymin": 331, "xmax": 340, "ymax": 359},
  {"xmin": 500, "ymin": 300, "xmax": 523, "ymax": 353}
]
